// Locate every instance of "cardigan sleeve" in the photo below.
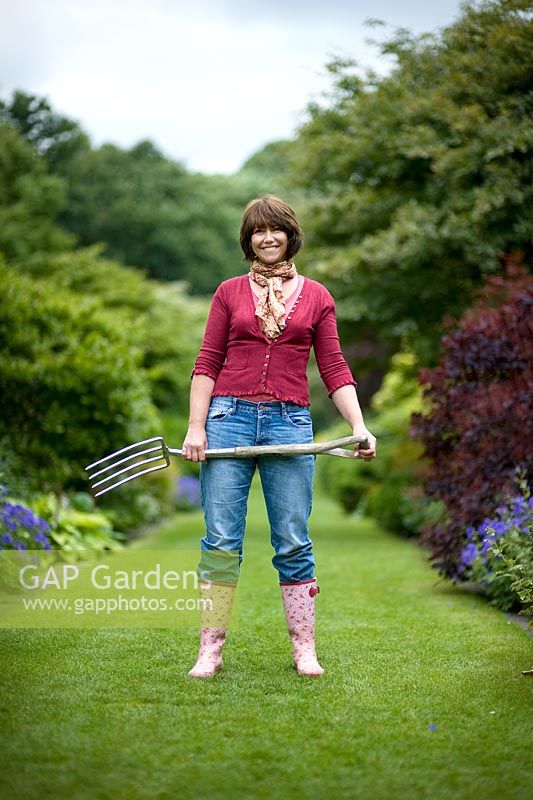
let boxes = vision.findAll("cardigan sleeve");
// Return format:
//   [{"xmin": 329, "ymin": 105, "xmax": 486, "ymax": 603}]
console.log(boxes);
[
  {"xmin": 312, "ymin": 287, "xmax": 357, "ymax": 398},
  {"xmin": 190, "ymin": 283, "xmax": 230, "ymax": 381}
]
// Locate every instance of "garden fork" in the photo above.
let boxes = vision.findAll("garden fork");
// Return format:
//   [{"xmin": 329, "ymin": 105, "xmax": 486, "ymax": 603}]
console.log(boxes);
[{"xmin": 85, "ymin": 435, "xmax": 369, "ymax": 497}]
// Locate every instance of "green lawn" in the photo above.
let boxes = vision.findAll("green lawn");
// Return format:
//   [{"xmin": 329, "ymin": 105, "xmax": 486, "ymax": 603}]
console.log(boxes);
[{"xmin": 1, "ymin": 476, "xmax": 532, "ymax": 800}]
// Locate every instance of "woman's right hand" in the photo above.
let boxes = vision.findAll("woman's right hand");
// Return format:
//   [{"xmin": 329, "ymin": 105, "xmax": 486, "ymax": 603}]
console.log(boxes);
[{"xmin": 181, "ymin": 424, "xmax": 208, "ymax": 462}]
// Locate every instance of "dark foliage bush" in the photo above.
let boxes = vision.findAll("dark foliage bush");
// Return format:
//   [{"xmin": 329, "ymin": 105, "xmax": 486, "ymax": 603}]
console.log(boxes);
[{"xmin": 410, "ymin": 259, "xmax": 532, "ymax": 577}]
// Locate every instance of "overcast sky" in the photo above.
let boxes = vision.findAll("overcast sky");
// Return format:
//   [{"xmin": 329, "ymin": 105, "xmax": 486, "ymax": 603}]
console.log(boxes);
[{"xmin": 1, "ymin": 0, "xmax": 465, "ymax": 174}]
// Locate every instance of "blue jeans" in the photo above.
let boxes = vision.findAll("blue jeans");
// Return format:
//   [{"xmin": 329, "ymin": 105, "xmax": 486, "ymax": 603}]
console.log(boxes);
[{"xmin": 198, "ymin": 397, "xmax": 316, "ymax": 585}]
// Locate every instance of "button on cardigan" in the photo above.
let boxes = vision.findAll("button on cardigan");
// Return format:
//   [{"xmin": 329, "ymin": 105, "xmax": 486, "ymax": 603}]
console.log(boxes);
[{"xmin": 190, "ymin": 274, "xmax": 357, "ymax": 407}]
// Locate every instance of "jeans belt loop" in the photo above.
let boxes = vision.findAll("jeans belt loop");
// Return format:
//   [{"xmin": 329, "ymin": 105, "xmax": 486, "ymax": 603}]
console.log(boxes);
[
  {"xmin": 231, "ymin": 396, "xmax": 237, "ymax": 415},
  {"xmin": 281, "ymin": 401, "xmax": 287, "ymax": 418}
]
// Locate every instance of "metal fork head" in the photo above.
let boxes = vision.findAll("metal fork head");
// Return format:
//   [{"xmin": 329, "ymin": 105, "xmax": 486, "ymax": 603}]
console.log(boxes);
[{"xmin": 85, "ymin": 436, "xmax": 170, "ymax": 497}]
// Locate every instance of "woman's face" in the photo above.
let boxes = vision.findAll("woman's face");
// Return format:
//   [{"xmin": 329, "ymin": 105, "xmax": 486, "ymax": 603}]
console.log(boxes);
[{"xmin": 251, "ymin": 226, "xmax": 288, "ymax": 264}]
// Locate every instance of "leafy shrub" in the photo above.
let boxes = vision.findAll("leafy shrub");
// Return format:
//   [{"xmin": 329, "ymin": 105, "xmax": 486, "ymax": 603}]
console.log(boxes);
[
  {"xmin": 31, "ymin": 492, "xmax": 125, "ymax": 553},
  {"xmin": 317, "ymin": 351, "xmax": 434, "ymax": 535},
  {"xmin": 411, "ymin": 263, "xmax": 532, "ymax": 577},
  {"xmin": 316, "ymin": 415, "xmax": 373, "ymax": 513},
  {"xmin": 101, "ymin": 487, "xmax": 164, "ymax": 533},
  {"xmin": 94, "ymin": 451, "xmax": 181, "ymax": 532},
  {"xmin": 0, "ymin": 485, "xmax": 123, "ymax": 554},
  {"xmin": 18, "ymin": 247, "xmax": 208, "ymax": 414},
  {"xmin": 0, "ymin": 260, "xmax": 159, "ymax": 491},
  {"xmin": 492, "ymin": 541, "xmax": 533, "ymax": 628},
  {"xmin": 456, "ymin": 470, "xmax": 532, "ymax": 623},
  {"xmin": 362, "ymin": 353, "xmax": 430, "ymax": 534}
]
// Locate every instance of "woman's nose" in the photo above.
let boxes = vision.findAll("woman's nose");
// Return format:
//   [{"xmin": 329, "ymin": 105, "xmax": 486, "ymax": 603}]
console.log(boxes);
[{"xmin": 263, "ymin": 228, "xmax": 274, "ymax": 240}]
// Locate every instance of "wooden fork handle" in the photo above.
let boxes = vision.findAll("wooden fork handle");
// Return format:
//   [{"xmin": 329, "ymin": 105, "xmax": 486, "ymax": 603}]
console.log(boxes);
[{"xmin": 168, "ymin": 435, "xmax": 369, "ymax": 459}]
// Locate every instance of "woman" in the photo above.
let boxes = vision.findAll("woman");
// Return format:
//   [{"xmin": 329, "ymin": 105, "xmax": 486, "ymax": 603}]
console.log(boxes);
[{"xmin": 182, "ymin": 195, "xmax": 376, "ymax": 678}]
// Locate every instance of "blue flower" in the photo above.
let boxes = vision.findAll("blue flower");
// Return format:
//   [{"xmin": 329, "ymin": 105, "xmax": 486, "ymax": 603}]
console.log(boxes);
[
  {"xmin": 481, "ymin": 535, "xmax": 496, "ymax": 558},
  {"xmin": 1, "ymin": 532, "xmax": 13, "ymax": 545},
  {"xmin": 459, "ymin": 542, "xmax": 479, "ymax": 571},
  {"xmin": 176, "ymin": 475, "xmax": 201, "ymax": 507},
  {"xmin": 1, "ymin": 501, "xmax": 51, "ymax": 541},
  {"xmin": 511, "ymin": 497, "xmax": 527, "ymax": 512},
  {"xmin": 490, "ymin": 520, "xmax": 508, "ymax": 537}
]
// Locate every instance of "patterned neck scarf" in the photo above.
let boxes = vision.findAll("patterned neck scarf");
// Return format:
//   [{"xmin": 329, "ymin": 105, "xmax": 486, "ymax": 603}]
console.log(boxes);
[{"xmin": 249, "ymin": 259, "xmax": 297, "ymax": 339}]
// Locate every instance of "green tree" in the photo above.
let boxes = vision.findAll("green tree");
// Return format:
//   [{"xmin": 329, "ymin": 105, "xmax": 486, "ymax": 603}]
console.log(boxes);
[
  {"xmin": 0, "ymin": 124, "xmax": 74, "ymax": 259},
  {"xmin": 291, "ymin": 0, "xmax": 533, "ymax": 363},
  {"xmin": 0, "ymin": 90, "xmax": 90, "ymax": 169},
  {"xmin": 58, "ymin": 139, "xmax": 249, "ymax": 294},
  {"xmin": 237, "ymin": 139, "xmax": 298, "ymax": 198},
  {"xmin": 0, "ymin": 90, "xmax": 265, "ymax": 295}
]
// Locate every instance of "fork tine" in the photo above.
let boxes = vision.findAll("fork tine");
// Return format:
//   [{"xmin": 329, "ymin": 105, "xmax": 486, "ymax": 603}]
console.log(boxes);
[
  {"xmin": 90, "ymin": 453, "xmax": 167, "ymax": 490},
  {"xmin": 85, "ymin": 436, "xmax": 170, "ymax": 497},
  {"xmin": 85, "ymin": 436, "xmax": 164, "ymax": 471},
  {"xmin": 92, "ymin": 461, "xmax": 169, "ymax": 497},
  {"xmin": 89, "ymin": 444, "xmax": 164, "ymax": 481}
]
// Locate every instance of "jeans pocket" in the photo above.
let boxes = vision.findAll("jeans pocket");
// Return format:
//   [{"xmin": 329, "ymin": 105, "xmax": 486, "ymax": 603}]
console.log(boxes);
[
  {"xmin": 285, "ymin": 408, "xmax": 312, "ymax": 429},
  {"xmin": 207, "ymin": 400, "xmax": 234, "ymax": 422}
]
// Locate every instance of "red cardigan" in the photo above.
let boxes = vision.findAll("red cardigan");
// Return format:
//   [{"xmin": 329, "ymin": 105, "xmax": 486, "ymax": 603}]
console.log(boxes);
[{"xmin": 190, "ymin": 274, "xmax": 357, "ymax": 407}]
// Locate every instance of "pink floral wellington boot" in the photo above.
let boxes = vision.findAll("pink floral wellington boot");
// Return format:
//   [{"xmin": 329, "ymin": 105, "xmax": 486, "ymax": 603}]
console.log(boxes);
[
  {"xmin": 188, "ymin": 582, "xmax": 236, "ymax": 679},
  {"xmin": 280, "ymin": 578, "xmax": 324, "ymax": 677}
]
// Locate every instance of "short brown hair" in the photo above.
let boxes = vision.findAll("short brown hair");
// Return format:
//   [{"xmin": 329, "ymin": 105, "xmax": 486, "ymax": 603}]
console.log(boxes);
[{"xmin": 239, "ymin": 195, "xmax": 304, "ymax": 263}]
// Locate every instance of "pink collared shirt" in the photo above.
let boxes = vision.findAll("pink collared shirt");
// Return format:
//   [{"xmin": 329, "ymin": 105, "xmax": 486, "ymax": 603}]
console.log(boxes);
[{"xmin": 191, "ymin": 274, "xmax": 357, "ymax": 406}]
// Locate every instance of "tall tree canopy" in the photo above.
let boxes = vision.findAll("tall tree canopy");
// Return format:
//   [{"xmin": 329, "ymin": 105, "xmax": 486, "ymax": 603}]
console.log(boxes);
[
  {"xmin": 57, "ymin": 139, "xmax": 249, "ymax": 294},
  {"xmin": 1, "ymin": 92, "xmax": 257, "ymax": 295},
  {"xmin": 0, "ymin": 90, "xmax": 89, "ymax": 169},
  {"xmin": 291, "ymin": 0, "xmax": 533, "ymax": 362},
  {"xmin": 0, "ymin": 124, "xmax": 73, "ymax": 259}
]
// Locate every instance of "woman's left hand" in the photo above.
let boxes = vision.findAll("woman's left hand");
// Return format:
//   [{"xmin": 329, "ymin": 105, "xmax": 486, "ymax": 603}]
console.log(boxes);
[{"xmin": 352, "ymin": 427, "xmax": 377, "ymax": 461}]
